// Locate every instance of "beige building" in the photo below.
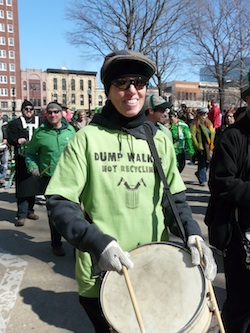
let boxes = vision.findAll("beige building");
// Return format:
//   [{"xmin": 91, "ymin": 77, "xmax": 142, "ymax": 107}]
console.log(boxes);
[
  {"xmin": 46, "ymin": 68, "xmax": 97, "ymax": 114},
  {"xmin": 19, "ymin": 68, "xmax": 107, "ymax": 117}
]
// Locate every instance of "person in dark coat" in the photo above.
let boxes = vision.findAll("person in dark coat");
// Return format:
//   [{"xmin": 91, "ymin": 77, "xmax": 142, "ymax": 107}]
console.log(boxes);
[
  {"xmin": 7, "ymin": 100, "xmax": 40, "ymax": 226},
  {"xmin": 206, "ymin": 85, "xmax": 250, "ymax": 332}
]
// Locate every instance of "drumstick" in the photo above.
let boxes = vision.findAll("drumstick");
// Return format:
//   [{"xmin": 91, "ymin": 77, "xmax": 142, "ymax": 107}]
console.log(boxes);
[
  {"xmin": 195, "ymin": 238, "xmax": 226, "ymax": 333},
  {"xmin": 40, "ymin": 164, "xmax": 52, "ymax": 175},
  {"xmin": 122, "ymin": 265, "xmax": 146, "ymax": 333}
]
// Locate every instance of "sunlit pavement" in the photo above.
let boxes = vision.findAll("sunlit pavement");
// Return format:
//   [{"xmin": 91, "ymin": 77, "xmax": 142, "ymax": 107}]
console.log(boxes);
[{"xmin": 0, "ymin": 161, "xmax": 225, "ymax": 332}]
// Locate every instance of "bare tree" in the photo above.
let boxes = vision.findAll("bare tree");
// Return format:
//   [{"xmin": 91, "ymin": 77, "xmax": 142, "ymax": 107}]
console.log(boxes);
[
  {"xmin": 65, "ymin": 0, "xmax": 189, "ymax": 94},
  {"xmin": 184, "ymin": 0, "xmax": 250, "ymax": 110}
]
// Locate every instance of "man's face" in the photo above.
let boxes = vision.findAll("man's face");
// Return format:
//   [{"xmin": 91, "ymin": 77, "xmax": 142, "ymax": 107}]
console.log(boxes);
[
  {"xmin": 153, "ymin": 107, "xmax": 168, "ymax": 124},
  {"xmin": 22, "ymin": 105, "xmax": 34, "ymax": 119},
  {"xmin": 46, "ymin": 107, "xmax": 62, "ymax": 128},
  {"xmin": 108, "ymin": 76, "xmax": 147, "ymax": 118}
]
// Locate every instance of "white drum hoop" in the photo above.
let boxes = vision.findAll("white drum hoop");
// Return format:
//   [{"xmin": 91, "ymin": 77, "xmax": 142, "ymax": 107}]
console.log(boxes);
[{"xmin": 100, "ymin": 242, "xmax": 212, "ymax": 333}]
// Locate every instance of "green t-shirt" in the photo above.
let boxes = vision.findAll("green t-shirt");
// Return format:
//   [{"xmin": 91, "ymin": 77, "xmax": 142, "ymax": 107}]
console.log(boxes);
[{"xmin": 46, "ymin": 124, "xmax": 186, "ymax": 297}]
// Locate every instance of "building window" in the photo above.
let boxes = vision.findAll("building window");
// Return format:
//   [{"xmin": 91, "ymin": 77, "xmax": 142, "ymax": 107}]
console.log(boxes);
[
  {"xmin": 9, "ymin": 50, "xmax": 14, "ymax": 58},
  {"xmin": 194, "ymin": 93, "xmax": 196, "ymax": 100},
  {"xmin": 0, "ymin": 37, "xmax": 5, "ymax": 45},
  {"xmin": 7, "ymin": 11, "xmax": 13, "ymax": 19},
  {"xmin": 62, "ymin": 94, "xmax": 66, "ymax": 105},
  {"xmin": 53, "ymin": 78, "xmax": 57, "ymax": 90},
  {"xmin": 10, "ymin": 76, "xmax": 15, "ymax": 83},
  {"xmin": 0, "ymin": 62, "xmax": 6, "ymax": 70},
  {"xmin": 6, "ymin": 0, "xmax": 12, "ymax": 5},
  {"xmin": 9, "ymin": 63, "xmax": 15, "ymax": 71},
  {"xmin": 23, "ymin": 81, "xmax": 27, "ymax": 90},
  {"xmin": 8, "ymin": 37, "xmax": 14, "ymax": 46},
  {"xmin": 0, "ymin": 0, "xmax": 3, "ymax": 5},
  {"xmin": 53, "ymin": 93, "xmax": 58, "ymax": 102},
  {"xmin": 98, "ymin": 95, "xmax": 103, "ymax": 106},
  {"xmin": 177, "ymin": 92, "xmax": 180, "ymax": 100},
  {"xmin": 185, "ymin": 92, "xmax": 188, "ymax": 100},
  {"xmin": 1, "ymin": 101, "xmax": 8, "ymax": 108},
  {"xmin": 182, "ymin": 92, "xmax": 185, "ymax": 100},
  {"xmin": 0, "ymin": 75, "xmax": 7, "ymax": 83},
  {"xmin": 190, "ymin": 92, "xmax": 192, "ymax": 100},
  {"xmin": 43, "ymin": 98, "xmax": 46, "ymax": 106},
  {"xmin": 80, "ymin": 94, "xmax": 84, "ymax": 105},
  {"xmin": 7, "ymin": 24, "xmax": 13, "ymax": 32},
  {"xmin": 0, "ymin": 23, "xmax": 5, "ymax": 31},
  {"xmin": 0, "ymin": 10, "xmax": 4, "ymax": 18},
  {"xmin": 43, "ymin": 82, "xmax": 46, "ymax": 91},
  {"xmin": 0, "ymin": 50, "xmax": 6, "ymax": 58},
  {"xmin": 88, "ymin": 80, "xmax": 92, "ymax": 90},
  {"xmin": 80, "ymin": 79, "xmax": 84, "ymax": 91},
  {"xmin": 71, "ymin": 79, "xmax": 75, "ymax": 90},
  {"xmin": 37, "ymin": 99, "xmax": 41, "ymax": 107},
  {"xmin": 0, "ymin": 88, "xmax": 8, "ymax": 96},
  {"xmin": 71, "ymin": 93, "xmax": 75, "ymax": 104},
  {"xmin": 62, "ymin": 78, "xmax": 66, "ymax": 90}
]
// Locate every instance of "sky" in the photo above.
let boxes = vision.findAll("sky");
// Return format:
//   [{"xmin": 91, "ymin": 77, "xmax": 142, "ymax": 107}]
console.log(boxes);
[{"xmin": 18, "ymin": 0, "xmax": 199, "ymax": 85}]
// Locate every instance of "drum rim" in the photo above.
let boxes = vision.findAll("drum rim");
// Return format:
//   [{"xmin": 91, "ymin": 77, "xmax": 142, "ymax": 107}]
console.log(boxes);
[{"xmin": 100, "ymin": 241, "xmax": 208, "ymax": 333}]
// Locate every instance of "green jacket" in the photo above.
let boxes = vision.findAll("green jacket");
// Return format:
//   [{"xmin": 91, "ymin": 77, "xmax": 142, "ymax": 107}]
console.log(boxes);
[
  {"xmin": 25, "ymin": 118, "xmax": 76, "ymax": 177},
  {"xmin": 168, "ymin": 120, "xmax": 194, "ymax": 156}
]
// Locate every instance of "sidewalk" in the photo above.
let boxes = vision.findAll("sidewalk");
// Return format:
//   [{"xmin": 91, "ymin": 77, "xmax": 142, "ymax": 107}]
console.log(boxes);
[{"xmin": 0, "ymin": 162, "xmax": 225, "ymax": 333}]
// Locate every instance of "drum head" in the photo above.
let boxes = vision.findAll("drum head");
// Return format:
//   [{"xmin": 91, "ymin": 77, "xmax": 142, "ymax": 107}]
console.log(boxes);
[{"xmin": 100, "ymin": 242, "xmax": 211, "ymax": 333}]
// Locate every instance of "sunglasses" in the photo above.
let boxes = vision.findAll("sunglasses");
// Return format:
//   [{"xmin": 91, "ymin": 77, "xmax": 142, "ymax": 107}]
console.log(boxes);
[
  {"xmin": 155, "ymin": 108, "xmax": 167, "ymax": 113},
  {"xmin": 111, "ymin": 77, "xmax": 148, "ymax": 90},
  {"xmin": 47, "ymin": 109, "xmax": 61, "ymax": 115},
  {"xmin": 24, "ymin": 107, "xmax": 33, "ymax": 111}
]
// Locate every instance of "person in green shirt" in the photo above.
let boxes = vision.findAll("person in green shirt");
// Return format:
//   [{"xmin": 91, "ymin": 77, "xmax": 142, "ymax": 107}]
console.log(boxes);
[
  {"xmin": 168, "ymin": 109, "xmax": 195, "ymax": 173},
  {"xmin": 25, "ymin": 102, "xmax": 76, "ymax": 255},
  {"xmin": 45, "ymin": 50, "xmax": 216, "ymax": 333},
  {"xmin": 144, "ymin": 94, "xmax": 173, "ymax": 142}
]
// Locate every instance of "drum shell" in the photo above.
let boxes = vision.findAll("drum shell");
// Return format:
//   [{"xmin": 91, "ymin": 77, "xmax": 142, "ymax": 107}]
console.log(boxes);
[{"xmin": 100, "ymin": 242, "xmax": 212, "ymax": 333}]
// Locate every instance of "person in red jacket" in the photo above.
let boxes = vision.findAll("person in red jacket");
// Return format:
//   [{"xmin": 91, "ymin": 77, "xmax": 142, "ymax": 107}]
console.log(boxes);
[{"xmin": 208, "ymin": 99, "xmax": 221, "ymax": 129}]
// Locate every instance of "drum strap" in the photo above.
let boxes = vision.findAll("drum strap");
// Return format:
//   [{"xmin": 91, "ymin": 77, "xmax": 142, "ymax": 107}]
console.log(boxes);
[{"xmin": 144, "ymin": 123, "xmax": 186, "ymax": 242}]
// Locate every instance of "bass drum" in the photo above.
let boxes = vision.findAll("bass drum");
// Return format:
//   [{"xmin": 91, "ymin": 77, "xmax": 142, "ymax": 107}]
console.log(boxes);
[{"xmin": 100, "ymin": 242, "xmax": 212, "ymax": 333}]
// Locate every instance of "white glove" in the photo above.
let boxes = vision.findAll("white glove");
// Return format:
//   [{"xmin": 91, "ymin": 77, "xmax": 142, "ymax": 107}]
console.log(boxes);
[
  {"xmin": 245, "ymin": 231, "xmax": 250, "ymax": 241},
  {"xmin": 187, "ymin": 235, "xmax": 217, "ymax": 281},
  {"xmin": 97, "ymin": 240, "xmax": 134, "ymax": 273},
  {"xmin": 31, "ymin": 168, "xmax": 40, "ymax": 177}
]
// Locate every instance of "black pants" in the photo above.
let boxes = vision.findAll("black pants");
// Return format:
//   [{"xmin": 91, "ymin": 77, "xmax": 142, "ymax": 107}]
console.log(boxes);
[
  {"xmin": 177, "ymin": 152, "xmax": 186, "ymax": 173},
  {"xmin": 79, "ymin": 296, "xmax": 111, "ymax": 333},
  {"xmin": 222, "ymin": 230, "xmax": 250, "ymax": 333}
]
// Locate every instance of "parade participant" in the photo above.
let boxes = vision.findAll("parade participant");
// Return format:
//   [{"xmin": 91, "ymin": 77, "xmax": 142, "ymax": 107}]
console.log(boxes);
[
  {"xmin": 7, "ymin": 100, "xmax": 40, "ymax": 226},
  {"xmin": 144, "ymin": 94, "xmax": 172, "ymax": 141},
  {"xmin": 206, "ymin": 85, "xmax": 250, "ymax": 332},
  {"xmin": 190, "ymin": 107, "xmax": 215, "ymax": 186},
  {"xmin": 208, "ymin": 99, "xmax": 221, "ymax": 129},
  {"xmin": 0, "ymin": 113, "xmax": 9, "ymax": 186},
  {"xmin": 71, "ymin": 110, "xmax": 90, "ymax": 131},
  {"xmin": 45, "ymin": 50, "xmax": 217, "ymax": 333},
  {"xmin": 168, "ymin": 109, "xmax": 195, "ymax": 173},
  {"xmin": 25, "ymin": 102, "xmax": 76, "ymax": 256}
]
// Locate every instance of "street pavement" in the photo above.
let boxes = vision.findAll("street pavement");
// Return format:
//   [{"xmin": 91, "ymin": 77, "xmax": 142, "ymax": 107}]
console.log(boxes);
[{"xmin": 0, "ymin": 162, "xmax": 226, "ymax": 333}]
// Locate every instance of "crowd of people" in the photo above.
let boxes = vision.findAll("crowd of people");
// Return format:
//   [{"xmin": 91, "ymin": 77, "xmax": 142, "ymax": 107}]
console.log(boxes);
[{"xmin": 0, "ymin": 49, "xmax": 250, "ymax": 332}]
